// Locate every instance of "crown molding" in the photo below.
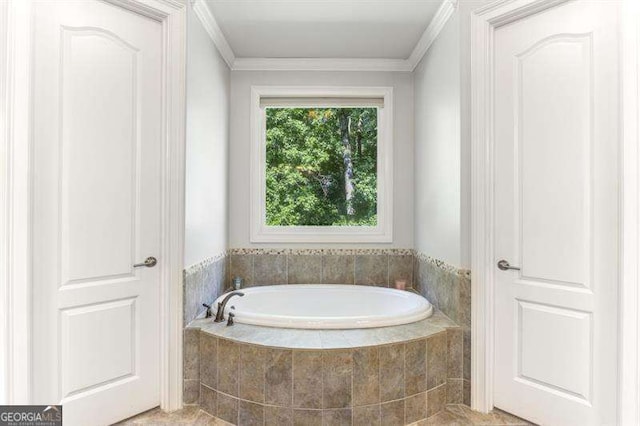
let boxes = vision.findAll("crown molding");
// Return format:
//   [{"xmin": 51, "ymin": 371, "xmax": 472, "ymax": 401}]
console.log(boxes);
[
  {"xmin": 191, "ymin": 0, "xmax": 235, "ymax": 68},
  {"xmin": 407, "ymin": 0, "xmax": 458, "ymax": 70},
  {"xmin": 191, "ymin": 0, "xmax": 456, "ymax": 72},
  {"xmin": 233, "ymin": 57, "xmax": 413, "ymax": 72}
]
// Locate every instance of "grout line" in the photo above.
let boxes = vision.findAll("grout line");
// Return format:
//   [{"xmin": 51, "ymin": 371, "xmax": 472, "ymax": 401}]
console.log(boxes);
[
  {"xmin": 403, "ymin": 341, "xmax": 407, "ymax": 425},
  {"xmin": 250, "ymin": 254, "xmax": 255, "ymax": 286},
  {"xmin": 411, "ymin": 253, "xmax": 415, "ymax": 289},
  {"xmin": 285, "ymin": 254, "xmax": 289, "ymax": 284},
  {"xmin": 350, "ymin": 349, "xmax": 354, "ymax": 424},
  {"xmin": 290, "ymin": 351, "xmax": 294, "ymax": 409},
  {"xmin": 321, "ymin": 352, "xmax": 324, "ymax": 412},
  {"xmin": 377, "ymin": 344, "xmax": 381, "ymax": 408},
  {"xmin": 353, "ymin": 254, "xmax": 356, "ymax": 285}
]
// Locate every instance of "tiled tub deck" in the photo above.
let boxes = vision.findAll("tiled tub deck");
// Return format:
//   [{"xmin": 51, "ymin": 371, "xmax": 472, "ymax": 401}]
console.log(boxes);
[{"xmin": 184, "ymin": 311, "xmax": 465, "ymax": 426}]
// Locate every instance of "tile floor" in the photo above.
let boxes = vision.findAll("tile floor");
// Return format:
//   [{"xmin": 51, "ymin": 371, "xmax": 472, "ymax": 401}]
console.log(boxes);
[
  {"xmin": 115, "ymin": 404, "xmax": 534, "ymax": 426},
  {"xmin": 114, "ymin": 406, "xmax": 231, "ymax": 425},
  {"xmin": 415, "ymin": 404, "xmax": 534, "ymax": 425}
]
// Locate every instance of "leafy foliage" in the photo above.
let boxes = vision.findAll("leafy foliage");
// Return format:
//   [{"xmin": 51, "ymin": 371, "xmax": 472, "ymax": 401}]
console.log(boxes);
[{"xmin": 265, "ymin": 107, "xmax": 378, "ymax": 226}]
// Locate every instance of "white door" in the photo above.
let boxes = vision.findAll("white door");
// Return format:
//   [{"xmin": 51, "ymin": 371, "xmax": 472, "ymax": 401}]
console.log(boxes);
[
  {"xmin": 31, "ymin": 1, "xmax": 162, "ymax": 425},
  {"xmin": 493, "ymin": 1, "xmax": 619, "ymax": 425}
]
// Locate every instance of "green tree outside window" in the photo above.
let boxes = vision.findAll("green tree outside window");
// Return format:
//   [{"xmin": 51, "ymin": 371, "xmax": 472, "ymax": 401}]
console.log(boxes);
[{"xmin": 265, "ymin": 107, "xmax": 378, "ymax": 226}]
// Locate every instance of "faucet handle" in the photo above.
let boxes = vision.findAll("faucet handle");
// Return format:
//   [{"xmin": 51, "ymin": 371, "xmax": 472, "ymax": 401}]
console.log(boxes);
[
  {"xmin": 226, "ymin": 312, "xmax": 235, "ymax": 326},
  {"xmin": 202, "ymin": 303, "xmax": 213, "ymax": 318}
]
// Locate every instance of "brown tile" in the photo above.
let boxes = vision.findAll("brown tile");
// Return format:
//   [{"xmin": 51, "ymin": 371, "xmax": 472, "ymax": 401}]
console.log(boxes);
[
  {"xmin": 419, "ymin": 263, "xmax": 436, "ymax": 306},
  {"xmin": 459, "ymin": 274, "xmax": 472, "ymax": 328},
  {"xmin": 389, "ymin": 255, "xmax": 413, "ymax": 288},
  {"xmin": 200, "ymin": 333, "xmax": 217, "ymax": 389},
  {"xmin": 265, "ymin": 406, "xmax": 293, "ymax": 426},
  {"xmin": 206, "ymin": 258, "xmax": 227, "ymax": 312},
  {"xmin": 413, "ymin": 255, "xmax": 420, "ymax": 288},
  {"xmin": 425, "ymin": 408, "xmax": 473, "ymax": 425},
  {"xmin": 426, "ymin": 384, "xmax": 446, "ymax": 417},
  {"xmin": 404, "ymin": 392, "xmax": 427, "ymax": 423},
  {"xmin": 288, "ymin": 255, "xmax": 322, "ymax": 284},
  {"xmin": 183, "ymin": 268, "xmax": 203, "ymax": 326},
  {"xmin": 353, "ymin": 404, "xmax": 380, "ymax": 426},
  {"xmin": 293, "ymin": 351, "xmax": 323, "ymax": 408},
  {"xmin": 218, "ymin": 338, "xmax": 239, "ymax": 396},
  {"xmin": 380, "ymin": 400, "xmax": 404, "ymax": 426},
  {"xmin": 323, "ymin": 255, "xmax": 355, "ymax": 284},
  {"xmin": 323, "ymin": 350, "xmax": 352, "ymax": 408},
  {"xmin": 193, "ymin": 410, "xmax": 226, "ymax": 425},
  {"xmin": 415, "ymin": 259, "xmax": 431, "ymax": 302},
  {"xmin": 447, "ymin": 379, "xmax": 464, "ymax": 404},
  {"xmin": 118, "ymin": 406, "xmax": 203, "ymax": 425},
  {"xmin": 463, "ymin": 328, "xmax": 471, "ymax": 381},
  {"xmin": 451, "ymin": 404, "xmax": 533, "ymax": 425},
  {"xmin": 220, "ymin": 256, "xmax": 230, "ymax": 296},
  {"xmin": 254, "ymin": 254, "xmax": 287, "ymax": 285},
  {"xmin": 184, "ymin": 379, "xmax": 200, "ymax": 405},
  {"xmin": 379, "ymin": 343, "xmax": 404, "ymax": 402},
  {"xmin": 238, "ymin": 400, "xmax": 264, "ymax": 426},
  {"xmin": 463, "ymin": 379, "xmax": 471, "ymax": 406},
  {"xmin": 184, "ymin": 328, "xmax": 200, "ymax": 381},
  {"xmin": 200, "ymin": 385, "xmax": 216, "ymax": 416},
  {"xmin": 216, "ymin": 391, "xmax": 238, "ymax": 424},
  {"xmin": 427, "ymin": 332, "xmax": 447, "ymax": 390},
  {"xmin": 490, "ymin": 408, "xmax": 534, "ymax": 425},
  {"xmin": 405, "ymin": 339, "xmax": 427, "ymax": 395},
  {"xmin": 293, "ymin": 409, "xmax": 322, "ymax": 426},
  {"xmin": 230, "ymin": 254, "xmax": 253, "ymax": 287},
  {"xmin": 126, "ymin": 403, "xmax": 498, "ymax": 426},
  {"xmin": 447, "ymin": 328, "xmax": 463, "ymax": 379},
  {"xmin": 239, "ymin": 344, "xmax": 266, "ymax": 402},
  {"xmin": 353, "ymin": 347, "xmax": 379, "ymax": 406},
  {"xmin": 355, "ymin": 255, "xmax": 388, "ymax": 286},
  {"xmin": 323, "ymin": 408, "xmax": 352, "ymax": 426},
  {"xmin": 435, "ymin": 270, "xmax": 460, "ymax": 323},
  {"xmin": 266, "ymin": 348, "xmax": 293, "ymax": 406}
]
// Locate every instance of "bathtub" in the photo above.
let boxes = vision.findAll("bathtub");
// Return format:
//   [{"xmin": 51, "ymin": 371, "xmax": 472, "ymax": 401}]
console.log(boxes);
[{"xmin": 213, "ymin": 284, "xmax": 433, "ymax": 329}]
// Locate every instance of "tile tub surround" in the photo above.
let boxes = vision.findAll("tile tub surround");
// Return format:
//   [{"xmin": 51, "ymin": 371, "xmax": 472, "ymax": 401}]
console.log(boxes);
[
  {"xmin": 184, "ymin": 311, "xmax": 464, "ymax": 425},
  {"xmin": 184, "ymin": 249, "xmax": 472, "ymax": 408},
  {"xmin": 183, "ymin": 252, "xmax": 229, "ymax": 326},
  {"xmin": 228, "ymin": 248, "xmax": 415, "ymax": 288},
  {"xmin": 414, "ymin": 253, "xmax": 471, "ymax": 405}
]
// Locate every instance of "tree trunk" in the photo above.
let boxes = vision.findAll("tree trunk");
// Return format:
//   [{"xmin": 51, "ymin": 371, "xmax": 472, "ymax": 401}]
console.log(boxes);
[
  {"xmin": 339, "ymin": 111, "xmax": 355, "ymax": 217},
  {"xmin": 356, "ymin": 116, "xmax": 363, "ymax": 157}
]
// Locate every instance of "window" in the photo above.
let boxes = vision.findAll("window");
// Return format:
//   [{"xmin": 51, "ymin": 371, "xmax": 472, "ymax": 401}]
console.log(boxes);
[{"xmin": 250, "ymin": 86, "xmax": 393, "ymax": 242}]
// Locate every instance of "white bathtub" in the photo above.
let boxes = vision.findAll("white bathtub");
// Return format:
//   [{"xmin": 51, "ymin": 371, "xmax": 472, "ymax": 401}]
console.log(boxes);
[{"xmin": 213, "ymin": 284, "xmax": 433, "ymax": 329}]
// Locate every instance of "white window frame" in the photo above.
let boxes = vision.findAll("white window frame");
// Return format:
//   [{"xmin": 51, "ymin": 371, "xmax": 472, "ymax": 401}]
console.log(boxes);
[{"xmin": 250, "ymin": 86, "xmax": 394, "ymax": 243}]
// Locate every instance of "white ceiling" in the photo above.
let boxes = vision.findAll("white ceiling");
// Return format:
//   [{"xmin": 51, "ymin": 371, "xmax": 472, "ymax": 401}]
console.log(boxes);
[{"xmin": 204, "ymin": 0, "xmax": 443, "ymax": 59}]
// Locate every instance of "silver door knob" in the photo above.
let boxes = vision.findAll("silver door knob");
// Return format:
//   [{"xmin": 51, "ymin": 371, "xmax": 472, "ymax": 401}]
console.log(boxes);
[
  {"xmin": 134, "ymin": 257, "xmax": 157, "ymax": 268},
  {"xmin": 497, "ymin": 260, "xmax": 520, "ymax": 271}
]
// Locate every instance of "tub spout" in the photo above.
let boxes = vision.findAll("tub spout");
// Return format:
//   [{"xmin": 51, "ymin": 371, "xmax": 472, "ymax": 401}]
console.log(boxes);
[{"xmin": 214, "ymin": 291, "xmax": 245, "ymax": 322}]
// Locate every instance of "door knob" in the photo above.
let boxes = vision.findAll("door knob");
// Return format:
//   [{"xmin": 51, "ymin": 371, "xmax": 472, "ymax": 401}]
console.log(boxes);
[
  {"xmin": 497, "ymin": 259, "xmax": 520, "ymax": 271},
  {"xmin": 134, "ymin": 257, "xmax": 157, "ymax": 268}
]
